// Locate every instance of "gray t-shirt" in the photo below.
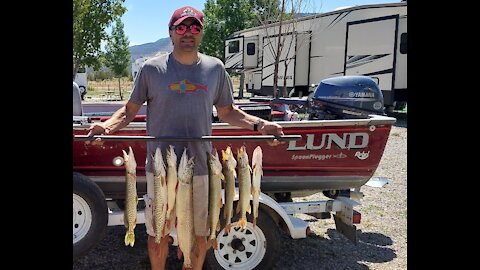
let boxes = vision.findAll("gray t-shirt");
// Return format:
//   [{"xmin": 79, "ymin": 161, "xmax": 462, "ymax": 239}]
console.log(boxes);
[{"xmin": 129, "ymin": 53, "xmax": 234, "ymax": 175}]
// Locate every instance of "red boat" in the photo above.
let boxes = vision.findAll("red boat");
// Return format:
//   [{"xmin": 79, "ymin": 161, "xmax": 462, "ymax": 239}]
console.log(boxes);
[
  {"xmin": 74, "ymin": 76, "xmax": 395, "ymax": 200},
  {"xmin": 73, "ymin": 114, "xmax": 394, "ymax": 200}
]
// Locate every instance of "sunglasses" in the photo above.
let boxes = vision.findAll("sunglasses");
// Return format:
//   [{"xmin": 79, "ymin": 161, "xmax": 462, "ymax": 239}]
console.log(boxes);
[{"xmin": 170, "ymin": 24, "xmax": 202, "ymax": 35}]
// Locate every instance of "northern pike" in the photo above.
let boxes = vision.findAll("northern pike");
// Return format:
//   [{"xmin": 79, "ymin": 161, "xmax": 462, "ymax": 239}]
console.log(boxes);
[
  {"xmin": 176, "ymin": 148, "xmax": 196, "ymax": 269},
  {"xmin": 152, "ymin": 147, "xmax": 168, "ymax": 244},
  {"xmin": 165, "ymin": 145, "xmax": 178, "ymax": 234},
  {"xmin": 123, "ymin": 146, "xmax": 138, "ymax": 247},
  {"xmin": 221, "ymin": 146, "xmax": 237, "ymax": 234},
  {"xmin": 235, "ymin": 146, "xmax": 252, "ymax": 230},
  {"xmin": 207, "ymin": 149, "xmax": 224, "ymax": 250},
  {"xmin": 251, "ymin": 146, "xmax": 263, "ymax": 228}
]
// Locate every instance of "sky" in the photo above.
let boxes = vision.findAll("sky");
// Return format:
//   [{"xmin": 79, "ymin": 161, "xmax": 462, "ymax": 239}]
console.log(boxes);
[{"xmin": 122, "ymin": 0, "xmax": 403, "ymax": 46}]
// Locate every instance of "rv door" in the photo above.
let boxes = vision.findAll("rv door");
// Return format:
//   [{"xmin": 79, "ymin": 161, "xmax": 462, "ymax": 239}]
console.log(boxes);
[
  {"xmin": 225, "ymin": 37, "xmax": 244, "ymax": 69},
  {"xmin": 243, "ymin": 36, "xmax": 259, "ymax": 68},
  {"xmin": 344, "ymin": 15, "xmax": 398, "ymax": 105}
]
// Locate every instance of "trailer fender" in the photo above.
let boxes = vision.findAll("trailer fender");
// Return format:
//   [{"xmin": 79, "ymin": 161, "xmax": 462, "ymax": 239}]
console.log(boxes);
[{"xmin": 257, "ymin": 192, "xmax": 308, "ymax": 239}]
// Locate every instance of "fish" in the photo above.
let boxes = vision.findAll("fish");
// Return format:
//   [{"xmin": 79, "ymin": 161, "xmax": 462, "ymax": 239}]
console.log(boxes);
[
  {"xmin": 207, "ymin": 149, "xmax": 224, "ymax": 250},
  {"xmin": 221, "ymin": 146, "xmax": 237, "ymax": 234},
  {"xmin": 251, "ymin": 146, "xmax": 263, "ymax": 228},
  {"xmin": 122, "ymin": 146, "xmax": 138, "ymax": 247},
  {"xmin": 169, "ymin": 79, "xmax": 208, "ymax": 93},
  {"xmin": 175, "ymin": 148, "xmax": 196, "ymax": 269},
  {"xmin": 165, "ymin": 145, "xmax": 178, "ymax": 234},
  {"xmin": 152, "ymin": 147, "xmax": 168, "ymax": 244},
  {"xmin": 235, "ymin": 146, "xmax": 252, "ymax": 230}
]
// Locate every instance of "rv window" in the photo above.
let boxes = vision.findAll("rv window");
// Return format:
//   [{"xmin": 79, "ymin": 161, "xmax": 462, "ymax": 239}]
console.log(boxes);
[
  {"xmin": 247, "ymin": 43, "xmax": 256, "ymax": 55},
  {"xmin": 400, "ymin": 33, "xmax": 407, "ymax": 54},
  {"xmin": 229, "ymin": 41, "xmax": 240, "ymax": 54}
]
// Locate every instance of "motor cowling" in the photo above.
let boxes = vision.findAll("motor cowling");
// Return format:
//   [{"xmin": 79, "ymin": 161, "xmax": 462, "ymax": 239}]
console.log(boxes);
[{"xmin": 309, "ymin": 76, "xmax": 384, "ymax": 119}]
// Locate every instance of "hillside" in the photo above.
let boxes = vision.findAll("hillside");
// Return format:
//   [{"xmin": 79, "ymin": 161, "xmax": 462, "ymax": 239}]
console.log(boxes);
[{"xmin": 129, "ymin": 37, "xmax": 173, "ymax": 61}]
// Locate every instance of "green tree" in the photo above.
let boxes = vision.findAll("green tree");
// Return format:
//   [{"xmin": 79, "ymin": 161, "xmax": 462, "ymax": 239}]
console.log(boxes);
[
  {"xmin": 104, "ymin": 18, "xmax": 131, "ymax": 101},
  {"xmin": 73, "ymin": 0, "xmax": 126, "ymax": 79},
  {"xmin": 200, "ymin": 0, "xmax": 278, "ymax": 62}
]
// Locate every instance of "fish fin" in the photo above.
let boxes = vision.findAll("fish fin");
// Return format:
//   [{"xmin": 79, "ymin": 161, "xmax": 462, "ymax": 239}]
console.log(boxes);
[
  {"xmin": 249, "ymin": 165, "xmax": 252, "ymax": 174},
  {"xmin": 233, "ymin": 169, "xmax": 237, "ymax": 178},
  {"xmin": 225, "ymin": 223, "xmax": 231, "ymax": 234},
  {"xmin": 247, "ymin": 203, "xmax": 251, "ymax": 214},
  {"xmin": 161, "ymin": 176, "xmax": 166, "ymax": 186}
]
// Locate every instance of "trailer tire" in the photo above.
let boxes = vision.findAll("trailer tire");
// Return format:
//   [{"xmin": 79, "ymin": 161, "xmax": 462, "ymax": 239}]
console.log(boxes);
[
  {"xmin": 204, "ymin": 207, "xmax": 280, "ymax": 270},
  {"xmin": 73, "ymin": 172, "xmax": 108, "ymax": 260},
  {"xmin": 79, "ymin": 86, "xmax": 87, "ymax": 100}
]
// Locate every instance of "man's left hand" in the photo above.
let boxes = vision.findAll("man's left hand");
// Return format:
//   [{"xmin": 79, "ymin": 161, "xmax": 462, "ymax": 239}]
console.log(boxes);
[{"xmin": 258, "ymin": 120, "xmax": 285, "ymax": 146}]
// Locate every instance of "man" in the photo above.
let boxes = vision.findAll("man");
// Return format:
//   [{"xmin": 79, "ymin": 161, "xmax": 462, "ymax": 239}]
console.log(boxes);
[{"xmin": 87, "ymin": 5, "xmax": 283, "ymax": 270}]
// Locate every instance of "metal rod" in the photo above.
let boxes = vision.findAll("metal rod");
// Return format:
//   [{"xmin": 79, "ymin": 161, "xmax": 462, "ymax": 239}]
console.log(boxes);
[{"xmin": 74, "ymin": 135, "xmax": 302, "ymax": 142}]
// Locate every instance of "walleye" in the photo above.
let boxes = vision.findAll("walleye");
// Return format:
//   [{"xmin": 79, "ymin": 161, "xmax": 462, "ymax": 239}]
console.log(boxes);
[
  {"xmin": 207, "ymin": 149, "xmax": 224, "ymax": 250},
  {"xmin": 235, "ymin": 146, "xmax": 252, "ymax": 230},
  {"xmin": 176, "ymin": 149, "xmax": 196, "ymax": 269},
  {"xmin": 152, "ymin": 147, "xmax": 168, "ymax": 244},
  {"xmin": 165, "ymin": 145, "xmax": 178, "ymax": 234},
  {"xmin": 251, "ymin": 146, "xmax": 263, "ymax": 228},
  {"xmin": 123, "ymin": 146, "xmax": 138, "ymax": 247},
  {"xmin": 221, "ymin": 146, "xmax": 237, "ymax": 234}
]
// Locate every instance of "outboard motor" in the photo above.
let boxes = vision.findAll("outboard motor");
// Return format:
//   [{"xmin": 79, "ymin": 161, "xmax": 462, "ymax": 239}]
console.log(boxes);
[{"xmin": 308, "ymin": 76, "xmax": 384, "ymax": 120}]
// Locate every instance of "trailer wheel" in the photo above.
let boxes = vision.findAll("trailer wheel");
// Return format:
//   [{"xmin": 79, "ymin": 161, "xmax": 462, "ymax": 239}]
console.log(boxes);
[
  {"xmin": 79, "ymin": 86, "xmax": 87, "ymax": 100},
  {"xmin": 205, "ymin": 207, "xmax": 280, "ymax": 270},
  {"xmin": 73, "ymin": 172, "xmax": 108, "ymax": 259}
]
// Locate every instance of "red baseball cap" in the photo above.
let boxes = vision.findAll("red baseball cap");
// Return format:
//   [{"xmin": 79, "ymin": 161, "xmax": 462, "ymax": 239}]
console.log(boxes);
[{"xmin": 168, "ymin": 6, "xmax": 204, "ymax": 28}]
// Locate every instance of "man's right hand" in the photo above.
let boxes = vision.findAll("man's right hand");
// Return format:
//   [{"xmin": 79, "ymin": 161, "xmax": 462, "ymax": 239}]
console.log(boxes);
[{"xmin": 86, "ymin": 123, "xmax": 107, "ymax": 145}]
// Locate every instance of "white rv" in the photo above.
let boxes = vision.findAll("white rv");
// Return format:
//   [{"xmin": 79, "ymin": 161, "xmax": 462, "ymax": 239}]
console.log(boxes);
[
  {"xmin": 131, "ymin": 51, "xmax": 170, "ymax": 79},
  {"xmin": 224, "ymin": 2, "xmax": 407, "ymax": 110}
]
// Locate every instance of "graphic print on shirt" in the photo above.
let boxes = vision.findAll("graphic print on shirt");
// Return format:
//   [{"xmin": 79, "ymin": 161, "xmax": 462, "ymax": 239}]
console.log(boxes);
[{"xmin": 169, "ymin": 79, "xmax": 208, "ymax": 93}]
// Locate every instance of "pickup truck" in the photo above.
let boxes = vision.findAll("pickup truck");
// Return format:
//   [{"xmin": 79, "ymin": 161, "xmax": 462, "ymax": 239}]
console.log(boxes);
[{"xmin": 73, "ymin": 75, "xmax": 395, "ymax": 269}]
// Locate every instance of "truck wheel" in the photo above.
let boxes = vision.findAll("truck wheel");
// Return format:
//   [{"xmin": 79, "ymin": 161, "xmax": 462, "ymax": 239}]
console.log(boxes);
[
  {"xmin": 205, "ymin": 207, "xmax": 281, "ymax": 269},
  {"xmin": 73, "ymin": 172, "xmax": 108, "ymax": 259}
]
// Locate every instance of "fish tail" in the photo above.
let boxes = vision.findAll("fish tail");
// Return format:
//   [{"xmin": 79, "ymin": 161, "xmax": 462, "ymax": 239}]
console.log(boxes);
[
  {"xmin": 124, "ymin": 231, "xmax": 135, "ymax": 247},
  {"xmin": 237, "ymin": 217, "xmax": 248, "ymax": 230},
  {"xmin": 208, "ymin": 237, "xmax": 218, "ymax": 250}
]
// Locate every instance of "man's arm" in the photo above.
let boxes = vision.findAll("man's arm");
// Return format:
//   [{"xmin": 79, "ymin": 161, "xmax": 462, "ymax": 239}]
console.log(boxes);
[
  {"xmin": 215, "ymin": 104, "xmax": 283, "ymax": 136},
  {"xmin": 87, "ymin": 101, "xmax": 142, "ymax": 136}
]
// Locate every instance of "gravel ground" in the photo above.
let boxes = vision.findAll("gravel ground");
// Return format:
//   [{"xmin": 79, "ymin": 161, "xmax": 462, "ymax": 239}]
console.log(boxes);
[{"xmin": 73, "ymin": 122, "xmax": 407, "ymax": 270}]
